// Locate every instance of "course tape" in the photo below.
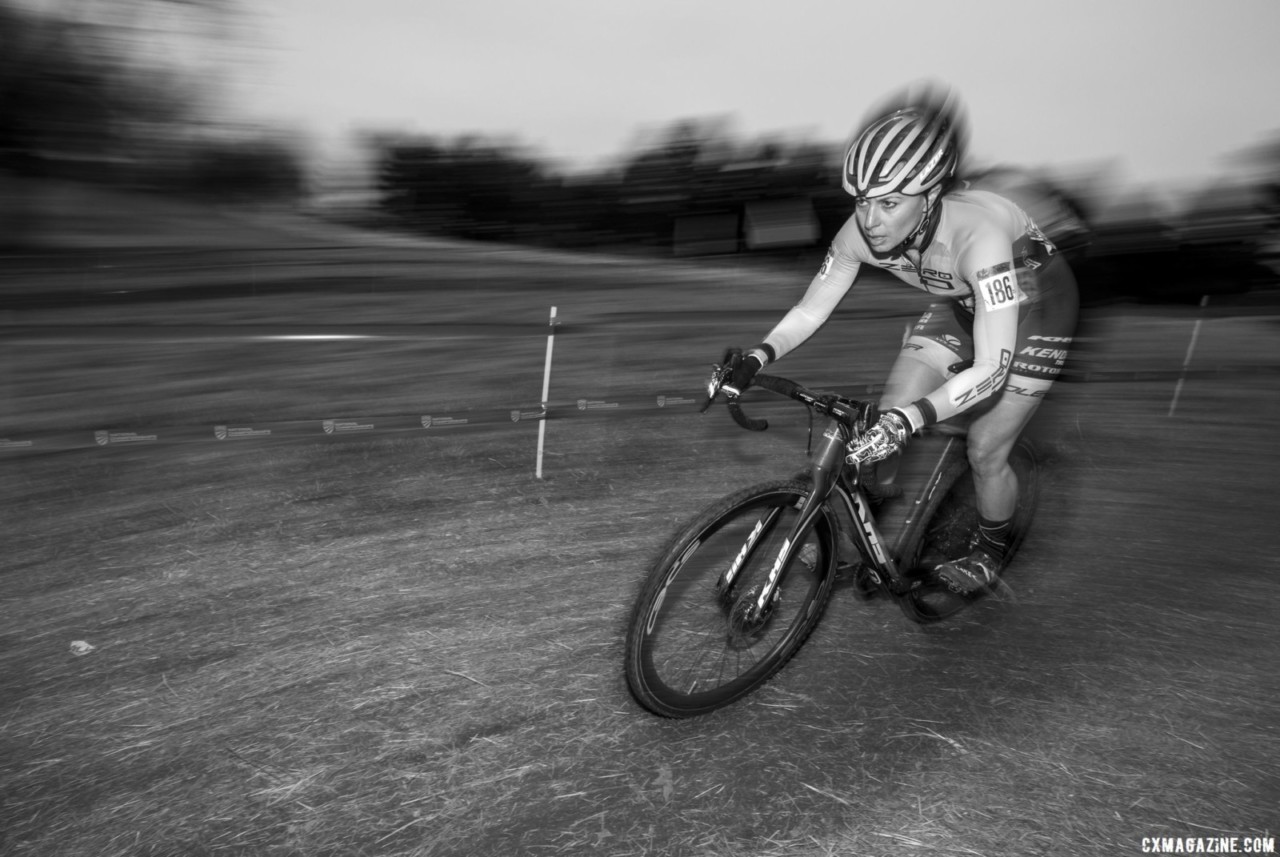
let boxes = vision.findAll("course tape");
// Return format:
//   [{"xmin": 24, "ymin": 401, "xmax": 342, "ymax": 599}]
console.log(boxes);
[
  {"xmin": 4, "ymin": 365, "xmax": 1277, "ymax": 456},
  {"xmin": 0, "ymin": 392, "xmax": 709, "ymax": 454}
]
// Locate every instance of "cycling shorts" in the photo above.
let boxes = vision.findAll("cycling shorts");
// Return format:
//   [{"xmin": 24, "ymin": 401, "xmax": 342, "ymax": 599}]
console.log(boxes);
[{"xmin": 908, "ymin": 254, "xmax": 1079, "ymax": 380}]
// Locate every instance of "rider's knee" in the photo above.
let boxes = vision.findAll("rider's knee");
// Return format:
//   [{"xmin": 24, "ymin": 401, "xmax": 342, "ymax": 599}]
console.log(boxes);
[{"xmin": 965, "ymin": 434, "xmax": 1010, "ymax": 476}]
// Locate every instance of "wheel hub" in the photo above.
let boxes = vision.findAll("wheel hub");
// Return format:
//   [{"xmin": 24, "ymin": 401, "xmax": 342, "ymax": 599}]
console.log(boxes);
[{"xmin": 726, "ymin": 585, "xmax": 776, "ymax": 648}]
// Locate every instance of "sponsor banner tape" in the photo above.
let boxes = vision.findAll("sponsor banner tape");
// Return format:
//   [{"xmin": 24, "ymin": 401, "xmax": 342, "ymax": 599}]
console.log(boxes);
[
  {"xmin": 0, "ymin": 394, "xmax": 699, "ymax": 454},
  {"xmin": 3, "ymin": 367, "xmax": 1272, "ymax": 455}
]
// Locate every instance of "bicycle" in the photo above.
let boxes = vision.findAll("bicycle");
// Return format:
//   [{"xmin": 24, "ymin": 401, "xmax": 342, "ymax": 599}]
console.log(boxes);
[{"xmin": 623, "ymin": 357, "xmax": 1040, "ymax": 718}]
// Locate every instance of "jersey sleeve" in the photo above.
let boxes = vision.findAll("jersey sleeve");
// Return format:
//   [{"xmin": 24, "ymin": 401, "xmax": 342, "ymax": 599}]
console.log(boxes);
[
  {"xmin": 762, "ymin": 221, "xmax": 864, "ymax": 360},
  {"xmin": 919, "ymin": 224, "xmax": 1022, "ymax": 423}
]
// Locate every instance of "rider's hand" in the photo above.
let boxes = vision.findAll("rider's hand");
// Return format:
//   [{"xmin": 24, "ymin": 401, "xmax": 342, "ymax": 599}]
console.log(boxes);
[
  {"xmin": 721, "ymin": 346, "xmax": 771, "ymax": 397},
  {"xmin": 848, "ymin": 408, "xmax": 916, "ymax": 464}
]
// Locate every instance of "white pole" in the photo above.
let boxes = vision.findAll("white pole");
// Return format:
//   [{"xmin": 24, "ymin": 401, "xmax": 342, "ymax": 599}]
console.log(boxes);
[
  {"xmin": 1168, "ymin": 295, "xmax": 1209, "ymax": 418},
  {"xmin": 536, "ymin": 306, "xmax": 557, "ymax": 478}
]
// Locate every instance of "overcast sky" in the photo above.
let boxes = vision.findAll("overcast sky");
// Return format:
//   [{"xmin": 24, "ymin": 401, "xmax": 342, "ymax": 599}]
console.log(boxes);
[{"xmin": 231, "ymin": 0, "xmax": 1280, "ymax": 188}]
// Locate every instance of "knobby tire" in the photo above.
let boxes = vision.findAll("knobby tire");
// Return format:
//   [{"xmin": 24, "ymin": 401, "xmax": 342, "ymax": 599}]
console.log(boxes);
[{"xmin": 624, "ymin": 479, "xmax": 838, "ymax": 718}]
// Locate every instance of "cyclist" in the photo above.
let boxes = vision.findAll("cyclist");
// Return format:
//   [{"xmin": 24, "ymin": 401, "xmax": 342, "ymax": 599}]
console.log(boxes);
[{"xmin": 723, "ymin": 82, "xmax": 1079, "ymax": 595}]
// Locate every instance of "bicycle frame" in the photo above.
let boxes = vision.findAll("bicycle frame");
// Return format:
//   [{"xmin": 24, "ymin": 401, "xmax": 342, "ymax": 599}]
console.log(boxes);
[
  {"xmin": 727, "ymin": 407, "xmax": 911, "ymax": 620},
  {"xmin": 624, "ymin": 364, "xmax": 1033, "ymax": 716},
  {"xmin": 706, "ymin": 361, "xmax": 960, "ymax": 608}
]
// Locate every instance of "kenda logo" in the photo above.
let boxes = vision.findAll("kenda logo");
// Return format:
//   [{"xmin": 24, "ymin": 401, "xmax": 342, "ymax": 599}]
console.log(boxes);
[{"xmin": 1019, "ymin": 346, "xmax": 1069, "ymax": 360}]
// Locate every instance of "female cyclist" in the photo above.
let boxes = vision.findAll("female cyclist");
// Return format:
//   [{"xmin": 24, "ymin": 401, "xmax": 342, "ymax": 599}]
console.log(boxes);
[{"xmin": 724, "ymin": 83, "xmax": 1079, "ymax": 595}]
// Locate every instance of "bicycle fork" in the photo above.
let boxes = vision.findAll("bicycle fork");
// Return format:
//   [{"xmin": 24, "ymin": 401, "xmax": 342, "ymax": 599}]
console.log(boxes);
[{"xmin": 717, "ymin": 418, "xmax": 849, "ymax": 620}]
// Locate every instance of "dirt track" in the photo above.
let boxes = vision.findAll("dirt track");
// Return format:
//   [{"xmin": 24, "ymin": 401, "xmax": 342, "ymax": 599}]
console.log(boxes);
[{"xmin": 2, "ymin": 201, "xmax": 1277, "ymax": 854}]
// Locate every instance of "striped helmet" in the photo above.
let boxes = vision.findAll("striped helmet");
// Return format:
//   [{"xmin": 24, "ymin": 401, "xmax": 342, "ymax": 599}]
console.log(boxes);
[{"xmin": 843, "ymin": 88, "xmax": 965, "ymax": 199}]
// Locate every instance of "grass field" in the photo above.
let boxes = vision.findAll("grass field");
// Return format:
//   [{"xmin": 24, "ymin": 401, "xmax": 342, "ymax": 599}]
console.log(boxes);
[{"xmin": 2, "ymin": 187, "xmax": 1278, "ymax": 856}]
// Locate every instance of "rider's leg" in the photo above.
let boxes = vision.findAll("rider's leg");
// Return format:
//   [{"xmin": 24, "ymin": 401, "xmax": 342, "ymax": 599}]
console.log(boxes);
[
  {"xmin": 964, "ymin": 376, "xmax": 1051, "ymax": 520},
  {"xmin": 877, "ymin": 335, "xmax": 953, "ymax": 485},
  {"xmin": 936, "ymin": 375, "xmax": 1053, "ymax": 593},
  {"xmin": 880, "ymin": 347, "xmax": 948, "ymax": 410},
  {"xmin": 844, "ymin": 339, "xmax": 948, "ymax": 589}
]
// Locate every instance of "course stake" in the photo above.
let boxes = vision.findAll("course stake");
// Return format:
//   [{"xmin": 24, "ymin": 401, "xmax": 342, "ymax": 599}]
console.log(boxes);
[
  {"xmin": 1168, "ymin": 295, "xmax": 1208, "ymax": 418},
  {"xmin": 536, "ymin": 306, "xmax": 557, "ymax": 478}
]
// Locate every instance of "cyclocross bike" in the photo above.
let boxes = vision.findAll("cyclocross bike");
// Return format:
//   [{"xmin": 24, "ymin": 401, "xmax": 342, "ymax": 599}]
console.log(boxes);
[{"xmin": 623, "ymin": 357, "xmax": 1040, "ymax": 718}]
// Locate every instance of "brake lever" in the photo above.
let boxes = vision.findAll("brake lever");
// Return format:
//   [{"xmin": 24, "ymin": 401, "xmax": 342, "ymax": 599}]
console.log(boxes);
[{"xmin": 700, "ymin": 362, "xmax": 733, "ymax": 413}]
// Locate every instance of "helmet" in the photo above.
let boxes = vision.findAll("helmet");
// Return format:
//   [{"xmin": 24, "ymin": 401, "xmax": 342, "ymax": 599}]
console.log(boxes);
[{"xmin": 843, "ymin": 83, "xmax": 967, "ymax": 199}]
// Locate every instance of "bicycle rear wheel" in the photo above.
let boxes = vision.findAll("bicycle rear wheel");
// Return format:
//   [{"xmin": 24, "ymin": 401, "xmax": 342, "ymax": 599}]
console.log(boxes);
[
  {"xmin": 893, "ymin": 438, "xmax": 1040, "ymax": 623},
  {"xmin": 624, "ymin": 479, "xmax": 837, "ymax": 717}
]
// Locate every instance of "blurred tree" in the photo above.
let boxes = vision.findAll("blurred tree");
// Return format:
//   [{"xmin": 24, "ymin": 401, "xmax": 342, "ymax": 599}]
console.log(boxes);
[
  {"xmin": 0, "ymin": 0, "xmax": 235, "ymax": 176},
  {"xmin": 180, "ymin": 134, "xmax": 304, "ymax": 201},
  {"xmin": 377, "ymin": 135, "xmax": 558, "ymax": 241},
  {"xmin": 371, "ymin": 116, "xmax": 847, "ymax": 254}
]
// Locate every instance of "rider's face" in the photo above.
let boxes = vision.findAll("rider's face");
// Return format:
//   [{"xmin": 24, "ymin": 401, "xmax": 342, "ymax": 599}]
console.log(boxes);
[{"xmin": 855, "ymin": 193, "xmax": 927, "ymax": 253}]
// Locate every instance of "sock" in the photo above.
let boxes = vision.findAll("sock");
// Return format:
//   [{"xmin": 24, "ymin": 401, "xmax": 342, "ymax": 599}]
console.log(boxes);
[{"xmin": 977, "ymin": 516, "xmax": 1013, "ymax": 559}]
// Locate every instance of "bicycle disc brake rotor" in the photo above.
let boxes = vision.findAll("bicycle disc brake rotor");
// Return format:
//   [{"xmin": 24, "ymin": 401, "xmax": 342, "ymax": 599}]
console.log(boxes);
[{"xmin": 726, "ymin": 585, "xmax": 777, "ymax": 648}]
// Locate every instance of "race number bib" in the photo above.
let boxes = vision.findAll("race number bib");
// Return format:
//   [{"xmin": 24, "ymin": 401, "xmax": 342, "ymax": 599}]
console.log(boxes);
[{"xmin": 975, "ymin": 262, "xmax": 1021, "ymax": 312}]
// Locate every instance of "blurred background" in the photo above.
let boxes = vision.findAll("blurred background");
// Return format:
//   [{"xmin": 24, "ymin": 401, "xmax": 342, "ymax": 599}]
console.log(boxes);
[{"xmin": 1, "ymin": 0, "xmax": 1278, "ymax": 304}]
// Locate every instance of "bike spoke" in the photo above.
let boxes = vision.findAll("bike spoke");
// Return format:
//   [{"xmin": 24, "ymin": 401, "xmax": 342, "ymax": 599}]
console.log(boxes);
[{"xmin": 626, "ymin": 483, "xmax": 835, "ymax": 716}]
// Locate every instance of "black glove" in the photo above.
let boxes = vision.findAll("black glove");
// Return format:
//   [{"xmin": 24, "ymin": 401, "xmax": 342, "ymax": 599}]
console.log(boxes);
[{"xmin": 722, "ymin": 346, "xmax": 772, "ymax": 396}]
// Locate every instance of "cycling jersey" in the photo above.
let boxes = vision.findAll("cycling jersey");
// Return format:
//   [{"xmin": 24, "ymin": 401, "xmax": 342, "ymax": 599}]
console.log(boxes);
[{"xmin": 762, "ymin": 188, "xmax": 1078, "ymax": 425}]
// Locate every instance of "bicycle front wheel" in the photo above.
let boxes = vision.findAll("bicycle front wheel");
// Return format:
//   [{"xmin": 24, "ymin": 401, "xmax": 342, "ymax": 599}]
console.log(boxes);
[{"xmin": 624, "ymin": 479, "xmax": 837, "ymax": 718}]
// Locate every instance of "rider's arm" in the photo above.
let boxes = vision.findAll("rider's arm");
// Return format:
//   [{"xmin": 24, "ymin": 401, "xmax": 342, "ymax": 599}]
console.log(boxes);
[
  {"xmin": 760, "ymin": 230, "xmax": 864, "ymax": 361},
  {"xmin": 909, "ymin": 230, "xmax": 1022, "ymax": 427}
]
